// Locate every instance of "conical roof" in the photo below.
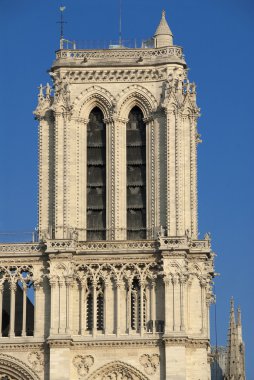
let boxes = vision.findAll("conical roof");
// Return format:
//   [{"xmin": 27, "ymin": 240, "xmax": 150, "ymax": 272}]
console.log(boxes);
[{"xmin": 154, "ymin": 10, "xmax": 173, "ymax": 37}]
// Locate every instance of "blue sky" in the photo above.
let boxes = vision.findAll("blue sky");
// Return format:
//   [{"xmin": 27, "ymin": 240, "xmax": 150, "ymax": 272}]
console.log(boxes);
[{"xmin": 0, "ymin": 0, "xmax": 253, "ymax": 377}]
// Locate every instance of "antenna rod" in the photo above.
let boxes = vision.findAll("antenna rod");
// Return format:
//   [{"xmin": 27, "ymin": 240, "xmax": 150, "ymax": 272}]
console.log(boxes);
[
  {"xmin": 58, "ymin": 6, "xmax": 67, "ymax": 49},
  {"xmin": 119, "ymin": 0, "xmax": 122, "ymax": 46}
]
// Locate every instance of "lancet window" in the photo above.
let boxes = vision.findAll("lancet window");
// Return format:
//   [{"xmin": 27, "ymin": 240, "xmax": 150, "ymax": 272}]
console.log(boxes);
[
  {"xmin": 75, "ymin": 263, "xmax": 163, "ymax": 336},
  {"xmin": 86, "ymin": 280, "xmax": 93, "ymax": 331},
  {"xmin": 87, "ymin": 107, "xmax": 106, "ymax": 241},
  {"xmin": 130, "ymin": 278, "xmax": 146, "ymax": 332},
  {"xmin": 126, "ymin": 106, "xmax": 146, "ymax": 240},
  {"xmin": 96, "ymin": 279, "xmax": 104, "ymax": 331}
]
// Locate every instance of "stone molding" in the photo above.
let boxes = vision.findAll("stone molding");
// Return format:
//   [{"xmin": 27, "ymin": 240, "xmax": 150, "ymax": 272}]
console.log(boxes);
[
  {"xmin": 163, "ymin": 336, "xmax": 209, "ymax": 348},
  {"xmin": 0, "ymin": 343, "xmax": 44, "ymax": 352},
  {"xmin": 64, "ymin": 67, "xmax": 168, "ymax": 83},
  {"xmin": 55, "ymin": 46, "xmax": 184, "ymax": 61},
  {"xmin": 0, "ymin": 353, "xmax": 40, "ymax": 380}
]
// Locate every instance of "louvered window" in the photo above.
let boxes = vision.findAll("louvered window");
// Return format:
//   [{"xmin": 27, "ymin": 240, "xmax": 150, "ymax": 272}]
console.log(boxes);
[
  {"xmin": 127, "ymin": 107, "xmax": 146, "ymax": 239},
  {"xmin": 87, "ymin": 107, "xmax": 106, "ymax": 240}
]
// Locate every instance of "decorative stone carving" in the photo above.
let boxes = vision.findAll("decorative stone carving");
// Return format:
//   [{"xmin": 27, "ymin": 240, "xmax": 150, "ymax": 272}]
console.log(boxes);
[
  {"xmin": 56, "ymin": 46, "xmax": 184, "ymax": 61},
  {"xmin": 27, "ymin": 352, "xmax": 44, "ymax": 373},
  {"xmin": 87, "ymin": 361, "xmax": 149, "ymax": 380},
  {"xmin": 139, "ymin": 354, "xmax": 160, "ymax": 375},
  {"xmin": 73, "ymin": 355, "xmax": 94, "ymax": 377}
]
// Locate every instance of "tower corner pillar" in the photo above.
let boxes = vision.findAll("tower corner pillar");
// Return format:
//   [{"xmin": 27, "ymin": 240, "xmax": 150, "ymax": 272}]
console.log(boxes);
[
  {"xmin": 48, "ymin": 340, "xmax": 71, "ymax": 380},
  {"xmin": 163, "ymin": 338, "xmax": 186, "ymax": 380}
]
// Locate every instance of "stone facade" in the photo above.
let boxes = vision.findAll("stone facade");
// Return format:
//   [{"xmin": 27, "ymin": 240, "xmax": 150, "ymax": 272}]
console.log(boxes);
[{"xmin": 0, "ymin": 11, "xmax": 215, "ymax": 380}]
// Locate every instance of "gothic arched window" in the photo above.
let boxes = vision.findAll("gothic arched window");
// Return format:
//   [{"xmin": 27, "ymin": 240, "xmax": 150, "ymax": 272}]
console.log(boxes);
[
  {"xmin": 87, "ymin": 107, "xmax": 106, "ymax": 241},
  {"xmin": 127, "ymin": 106, "xmax": 146, "ymax": 240}
]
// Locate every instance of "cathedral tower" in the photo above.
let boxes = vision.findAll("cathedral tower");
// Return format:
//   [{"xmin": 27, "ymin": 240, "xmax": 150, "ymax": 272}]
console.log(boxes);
[{"xmin": 0, "ymin": 11, "xmax": 214, "ymax": 380}]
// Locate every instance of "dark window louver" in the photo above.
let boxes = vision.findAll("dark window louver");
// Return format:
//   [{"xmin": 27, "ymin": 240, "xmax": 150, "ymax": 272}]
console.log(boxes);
[
  {"xmin": 127, "ymin": 107, "xmax": 146, "ymax": 240},
  {"xmin": 87, "ymin": 107, "xmax": 106, "ymax": 240}
]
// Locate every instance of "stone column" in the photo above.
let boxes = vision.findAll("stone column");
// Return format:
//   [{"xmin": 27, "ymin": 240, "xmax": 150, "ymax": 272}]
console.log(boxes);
[
  {"xmin": 0, "ymin": 285, "xmax": 3, "ymax": 337},
  {"xmin": 165, "ymin": 109, "xmax": 176, "ymax": 235},
  {"xmin": 200, "ymin": 279, "xmax": 206, "ymax": 335},
  {"xmin": 139, "ymin": 280, "xmax": 145, "ymax": 336},
  {"xmin": 189, "ymin": 115, "xmax": 198, "ymax": 238},
  {"xmin": 58, "ymin": 280, "xmax": 65, "ymax": 334},
  {"xmin": 80, "ymin": 280, "xmax": 86, "ymax": 335},
  {"xmin": 112, "ymin": 118, "xmax": 127, "ymax": 240},
  {"xmin": 103, "ymin": 279, "xmax": 109, "ymax": 335},
  {"xmin": 54, "ymin": 111, "xmax": 66, "ymax": 239},
  {"xmin": 126, "ymin": 279, "xmax": 132, "ymax": 334},
  {"xmin": 92, "ymin": 280, "xmax": 97, "ymax": 337},
  {"xmin": 65, "ymin": 277, "xmax": 72, "ymax": 334},
  {"xmin": 179, "ymin": 276, "xmax": 186, "ymax": 332},
  {"xmin": 76, "ymin": 118, "xmax": 87, "ymax": 241},
  {"xmin": 105, "ymin": 118, "xmax": 114, "ymax": 240},
  {"xmin": 150, "ymin": 280, "xmax": 156, "ymax": 333},
  {"xmin": 116, "ymin": 280, "xmax": 123, "ymax": 336},
  {"xmin": 9, "ymin": 282, "xmax": 16, "ymax": 337},
  {"xmin": 33, "ymin": 282, "xmax": 41, "ymax": 337},
  {"xmin": 50, "ymin": 279, "xmax": 57, "ymax": 335},
  {"xmin": 145, "ymin": 117, "xmax": 155, "ymax": 238},
  {"xmin": 21, "ymin": 283, "xmax": 27, "ymax": 337},
  {"xmin": 175, "ymin": 112, "xmax": 184, "ymax": 236},
  {"xmin": 182, "ymin": 114, "xmax": 191, "ymax": 233},
  {"xmin": 38, "ymin": 115, "xmax": 50, "ymax": 239}
]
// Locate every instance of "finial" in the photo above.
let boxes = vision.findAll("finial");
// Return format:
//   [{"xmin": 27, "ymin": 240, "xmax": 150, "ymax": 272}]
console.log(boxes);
[
  {"xmin": 230, "ymin": 297, "xmax": 236, "ymax": 327},
  {"xmin": 46, "ymin": 83, "xmax": 51, "ymax": 98},
  {"xmin": 230, "ymin": 296, "xmax": 234, "ymax": 310},
  {"xmin": 237, "ymin": 306, "xmax": 242, "ymax": 326},
  {"xmin": 162, "ymin": 9, "xmax": 166, "ymax": 18},
  {"xmin": 38, "ymin": 84, "xmax": 44, "ymax": 100}
]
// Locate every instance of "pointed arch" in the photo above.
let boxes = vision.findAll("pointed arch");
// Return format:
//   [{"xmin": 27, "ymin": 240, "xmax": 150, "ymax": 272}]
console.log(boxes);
[
  {"xmin": 116, "ymin": 85, "xmax": 158, "ymax": 119},
  {"xmin": 0, "ymin": 353, "xmax": 40, "ymax": 380},
  {"xmin": 73, "ymin": 85, "xmax": 116, "ymax": 120},
  {"xmin": 87, "ymin": 361, "xmax": 149, "ymax": 380}
]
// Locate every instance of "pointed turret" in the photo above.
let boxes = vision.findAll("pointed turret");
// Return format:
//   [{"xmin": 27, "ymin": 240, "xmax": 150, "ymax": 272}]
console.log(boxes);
[{"xmin": 154, "ymin": 10, "xmax": 173, "ymax": 48}]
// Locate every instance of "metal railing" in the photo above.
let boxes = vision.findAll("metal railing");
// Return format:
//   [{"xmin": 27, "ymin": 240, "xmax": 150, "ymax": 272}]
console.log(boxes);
[
  {"xmin": 0, "ymin": 231, "xmax": 38, "ymax": 243},
  {"xmin": 60, "ymin": 37, "xmax": 155, "ymax": 51}
]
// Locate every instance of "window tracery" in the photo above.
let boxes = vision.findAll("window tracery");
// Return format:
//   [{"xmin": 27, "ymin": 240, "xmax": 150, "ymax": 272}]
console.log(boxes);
[
  {"xmin": 74, "ymin": 261, "xmax": 163, "ymax": 335},
  {"xmin": 0, "ymin": 266, "xmax": 34, "ymax": 337}
]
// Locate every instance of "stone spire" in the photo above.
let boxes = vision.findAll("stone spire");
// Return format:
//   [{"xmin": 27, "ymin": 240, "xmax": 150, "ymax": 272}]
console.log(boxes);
[
  {"xmin": 225, "ymin": 298, "xmax": 246, "ymax": 380},
  {"xmin": 154, "ymin": 10, "xmax": 173, "ymax": 48}
]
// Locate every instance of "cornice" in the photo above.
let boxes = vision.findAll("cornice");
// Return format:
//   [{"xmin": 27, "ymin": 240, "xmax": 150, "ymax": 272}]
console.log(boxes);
[
  {"xmin": 163, "ymin": 336, "xmax": 209, "ymax": 348},
  {"xmin": 0, "ymin": 342, "xmax": 45, "ymax": 352}
]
